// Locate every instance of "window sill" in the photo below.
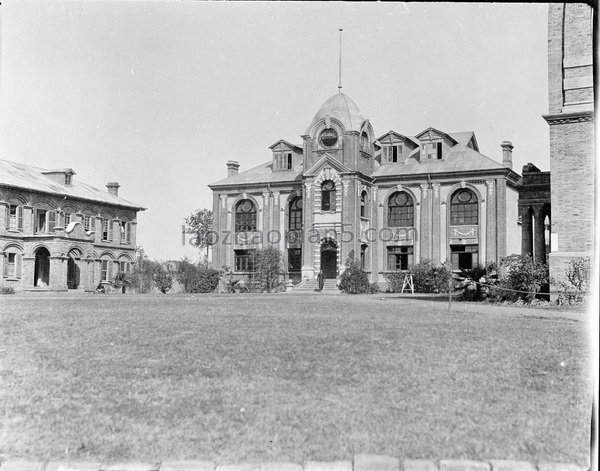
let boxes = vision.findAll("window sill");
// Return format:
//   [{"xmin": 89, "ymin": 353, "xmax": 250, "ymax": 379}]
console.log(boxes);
[{"xmin": 6, "ymin": 229, "xmax": 22, "ymax": 234}]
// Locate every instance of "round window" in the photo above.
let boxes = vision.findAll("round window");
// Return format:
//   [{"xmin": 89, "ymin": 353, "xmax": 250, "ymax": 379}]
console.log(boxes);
[
  {"xmin": 457, "ymin": 190, "xmax": 473, "ymax": 203},
  {"xmin": 320, "ymin": 128, "xmax": 338, "ymax": 147}
]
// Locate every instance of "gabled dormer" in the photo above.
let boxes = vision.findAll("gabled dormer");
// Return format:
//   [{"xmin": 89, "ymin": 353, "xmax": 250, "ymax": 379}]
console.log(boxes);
[
  {"xmin": 414, "ymin": 127, "xmax": 458, "ymax": 161},
  {"xmin": 375, "ymin": 131, "xmax": 418, "ymax": 165},
  {"xmin": 42, "ymin": 168, "xmax": 76, "ymax": 186},
  {"xmin": 269, "ymin": 140, "xmax": 302, "ymax": 172}
]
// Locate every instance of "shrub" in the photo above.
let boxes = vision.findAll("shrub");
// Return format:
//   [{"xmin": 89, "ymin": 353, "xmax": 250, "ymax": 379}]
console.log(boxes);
[
  {"xmin": 252, "ymin": 247, "xmax": 283, "ymax": 293},
  {"xmin": 131, "ymin": 248, "xmax": 157, "ymax": 293},
  {"xmin": 408, "ymin": 259, "xmax": 452, "ymax": 293},
  {"xmin": 493, "ymin": 254, "xmax": 548, "ymax": 302},
  {"xmin": 456, "ymin": 263, "xmax": 496, "ymax": 301},
  {"xmin": 191, "ymin": 268, "xmax": 220, "ymax": 293},
  {"xmin": 153, "ymin": 267, "xmax": 173, "ymax": 294},
  {"xmin": 556, "ymin": 257, "xmax": 592, "ymax": 305},
  {"xmin": 1, "ymin": 285, "xmax": 15, "ymax": 295},
  {"xmin": 176, "ymin": 257, "xmax": 200, "ymax": 293},
  {"xmin": 339, "ymin": 259, "xmax": 370, "ymax": 294},
  {"xmin": 385, "ymin": 271, "xmax": 405, "ymax": 293}
]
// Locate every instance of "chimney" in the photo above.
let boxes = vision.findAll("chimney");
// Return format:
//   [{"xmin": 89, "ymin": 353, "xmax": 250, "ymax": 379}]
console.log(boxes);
[
  {"xmin": 226, "ymin": 160, "xmax": 240, "ymax": 177},
  {"xmin": 106, "ymin": 182, "xmax": 120, "ymax": 196},
  {"xmin": 501, "ymin": 141, "xmax": 514, "ymax": 169}
]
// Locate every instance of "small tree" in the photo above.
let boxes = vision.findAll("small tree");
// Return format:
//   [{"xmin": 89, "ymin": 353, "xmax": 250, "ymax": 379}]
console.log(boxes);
[
  {"xmin": 565, "ymin": 257, "xmax": 591, "ymax": 292},
  {"xmin": 185, "ymin": 209, "xmax": 214, "ymax": 260},
  {"xmin": 496, "ymin": 253, "xmax": 548, "ymax": 302},
  {"xmin": 339, "ymin": 259, "xmax": 370, "ymax": 294},
  {"xmin": 153, "ymin": 266, "xmax": 173, "ymax": 294},
  {"xmin": 556, "ymin": 256, "xmax": 592, "ymax": 305},
  {"xmin": 131, "ymin": 247, "xmax": 156, "ymax": 293},
  {"xmin": 176, "ymin": 257, "xmax": 199, "ymax": 293},
  {"xmin": 252, "ymin": 247, "xmax": 282, "ymax": 292}
]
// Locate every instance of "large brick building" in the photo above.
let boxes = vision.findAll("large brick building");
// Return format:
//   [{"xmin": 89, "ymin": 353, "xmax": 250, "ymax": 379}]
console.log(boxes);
[
  {"xmin": 0, "ymin": 159, "xmax": 145, "ymax": 292},
  {"xmin": 209, "ymin": 92, "xmax": 521, "ymax": 286},
  {"xmin": 543, "ymin": 2, "xmax": 595, "ymax": 286}
]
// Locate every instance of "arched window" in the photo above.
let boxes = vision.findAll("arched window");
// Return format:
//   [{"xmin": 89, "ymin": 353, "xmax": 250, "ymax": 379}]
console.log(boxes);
[
  {"xmin": 321, "ymin": 180, "xmax": 336, "ymax": 211},
  {"xmin": 388, "ymin": 192, "xmax": 414, "ymax": 227},
  {"xmin": 235, "ymin": 199, "xmax": 257, "ymax": 232},
  {"xmin": 360, "ymin": 191, "xmax": 368, "ymax": 218},
  {"xmin": 450, "ymin": 189, "xmax": 478, "ymax": 225},
  {"xmin": 289, "ymin": 197, "xmax": 303, "ymax": 230}
]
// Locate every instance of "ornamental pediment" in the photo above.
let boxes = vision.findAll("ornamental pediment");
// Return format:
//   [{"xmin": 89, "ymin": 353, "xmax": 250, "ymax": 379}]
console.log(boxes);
[{"xmin": 303, "ymin": 153, "xmax": 352, "ymax": 177}]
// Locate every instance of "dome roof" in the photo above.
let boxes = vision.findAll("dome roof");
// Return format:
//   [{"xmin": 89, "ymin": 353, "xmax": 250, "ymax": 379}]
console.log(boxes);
[{"xmin": 307, "ymin": 92, "xmax": 366, "ymax": 135}]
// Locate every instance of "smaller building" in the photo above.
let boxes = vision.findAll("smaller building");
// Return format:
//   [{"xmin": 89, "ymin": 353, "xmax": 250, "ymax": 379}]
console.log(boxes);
[
  {"xmin": 517, "ymin": 163, "xmax": 551, "ymax": 264},
  {"xmin": 0, "ymin": 159, "xmax": 145, "ymax": 292}
]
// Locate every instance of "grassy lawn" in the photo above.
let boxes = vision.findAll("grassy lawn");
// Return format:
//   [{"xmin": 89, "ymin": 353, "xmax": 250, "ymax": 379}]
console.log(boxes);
[{"xmin": 0, "ymin": 294, "xmax": 592, "ymax": 466}]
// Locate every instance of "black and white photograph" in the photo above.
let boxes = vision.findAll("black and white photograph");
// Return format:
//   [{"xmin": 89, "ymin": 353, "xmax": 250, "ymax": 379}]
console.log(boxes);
[{"xmin": 0, "ymin": 2, "xmax": 596, "ymax": 471}]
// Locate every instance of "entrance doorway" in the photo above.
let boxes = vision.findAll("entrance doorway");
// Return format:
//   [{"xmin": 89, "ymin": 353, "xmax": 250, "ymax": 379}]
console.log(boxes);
[
  {"xmin": 320, "ymin": 239, "xmax": 337, "ymax": 279},
  {"xmin": 34, "ymin": 247, "xmax": 50, "ymax": 287},
  {"xmin": 67, "ymin": 251, "xmax": 81, "ymax": 289}
]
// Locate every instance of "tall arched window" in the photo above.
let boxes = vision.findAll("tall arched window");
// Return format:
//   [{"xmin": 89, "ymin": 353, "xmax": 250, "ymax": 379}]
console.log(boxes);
[
  {"xmin": 387, "ymin": 192, "xmax": 414, "ymax": 227},
  {"xmin": 450, "ymin": 189, "xmax": 478, "ymax": 225},
  {"xmin": 235, "ymin": 199, "xmax": 257, "ymax": 232},
  {"xmin": 360, "ymin": 191, "xmax": 368, "ymax": 218},
  {"xmin": 289, "ymin": 197, "xmax": 303, "ymax": 230},
  {"xmin": 321, "ymin": 180, "xmax": 336, "ymax": 211}
]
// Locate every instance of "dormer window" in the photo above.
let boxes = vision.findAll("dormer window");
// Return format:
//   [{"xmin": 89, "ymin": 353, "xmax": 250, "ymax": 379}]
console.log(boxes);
[
  {"xmin": 65, "ymin": 174, "xmax": 72, "ymax": 185},
  {"xmin": 422, "ymin": 141, "xmax": 443, "ymax": 160},
  {"xmin": 274, "ymin": 153, "xmax": 293, "ymax": 171},
  {"xmin": 384, "ymin": 145, "xmax": 402, "ymax": 163}
]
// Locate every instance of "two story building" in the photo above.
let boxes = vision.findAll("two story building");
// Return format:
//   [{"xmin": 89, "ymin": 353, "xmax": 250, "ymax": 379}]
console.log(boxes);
[
  {"xmin": 0, "ymin": 159, "xmax": 145, "ymax": 292},
  {"xmin": 209, "ymin": 91, "xmax": 522, "ymax": 287}
]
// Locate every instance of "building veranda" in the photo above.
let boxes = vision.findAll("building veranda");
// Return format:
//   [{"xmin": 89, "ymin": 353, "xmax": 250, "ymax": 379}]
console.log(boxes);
[
  {"xmin": 209, "ymin": 92, "xmax": 522, "ymax": 287},
  {"xmin": 0, "ymin": 159, "xmax": 145, "ymax": 292}
]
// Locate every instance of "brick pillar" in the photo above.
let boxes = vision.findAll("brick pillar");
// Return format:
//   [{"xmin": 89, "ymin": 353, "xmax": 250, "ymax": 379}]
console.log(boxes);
[
  {"xmin": 23, "ymin": 206, "xmax": 33, "ymax": 235},
  {"xmin": 431, "ymin": 183, "xmax": 440, "ymax": 262},
  {"xmin": 0, "ymin": 202, "xmax": 7, "ymax": 230},
  {"xmin": 520, "ymin": 206, "xmax": 533, "ymax": 256},
  {"xmin": 49, "ymin": 256, "xmax": 67, "ymax": 290},
  {"xmin": 301, "ymin": 180, "xmax": 314, "ymax": 280},
  {"xmin": 419, "ymin": 184, "xmax": 430, "ymax": 260},
  {"xmin": 533, "ymin": 204, "xmax": 546, "ymax": 264},
  {"xmin": 94, "ymin": 216, "xmax": 102, "ymax": 243},
  {"xmin": 22, "ymin": 256, "xmax": 35, "ymax": 289},
  {"xmin": 485, "ymin": 180, "xmax": 497, "ymax": 265},
  {"xmin": 262, "ymin": 192, "xmax": 270, "ymax": 240}
]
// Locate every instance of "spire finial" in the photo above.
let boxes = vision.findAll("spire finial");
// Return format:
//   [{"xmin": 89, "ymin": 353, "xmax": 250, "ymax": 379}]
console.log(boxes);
[{"xmin": 338, "ymin": 28, "xmax": 343, "ymax": 93}]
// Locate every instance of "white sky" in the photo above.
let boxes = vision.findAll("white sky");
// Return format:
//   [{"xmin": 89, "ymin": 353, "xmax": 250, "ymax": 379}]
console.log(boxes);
[{"xmin": 0, "ymin": 1, "xmax": 550, "ymax": 262}]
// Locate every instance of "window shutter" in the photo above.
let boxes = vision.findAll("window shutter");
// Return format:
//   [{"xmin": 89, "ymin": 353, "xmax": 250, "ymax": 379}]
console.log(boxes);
[
  {"xmin": 4, "ymin": 206, "xmax": 8, "ymax": 229},
  {"xmin": 383, "ymin": 147, "xmax": 389, "ymax": 162},
  {"xmin": 91, "ymin": 216, "xmax": 96, "ymax": 232},
  {"xmin": 17, "ymin": 206, "xmax": 23, "ymax": 230},
  {"xmin": 3, "ymin": 254, "xmax": 7, "ymax": 278},
  {"xmin": 48, "ymin": 211, "xmax": 56, "ymax": 232},
  {"xmin": 126, "ymin": 223, "xmax": 131, "ymax": 243},
  {"xmin": 16, "ymin": 254, "xmax": 22, "ymax": 278}
]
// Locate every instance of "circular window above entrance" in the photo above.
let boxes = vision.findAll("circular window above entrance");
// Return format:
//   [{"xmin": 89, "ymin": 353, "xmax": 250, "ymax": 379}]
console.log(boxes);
[{"xmin": 320, "ymin": 128, "xmax": 338, "ymax": 147}]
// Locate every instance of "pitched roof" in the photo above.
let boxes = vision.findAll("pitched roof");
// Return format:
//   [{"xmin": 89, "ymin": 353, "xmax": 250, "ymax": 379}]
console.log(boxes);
[
  {"xmin": 209, "ymin": 160, "xmax": 304, "ymax": 187},
  {"xmin": 0, "ymin": 159, "xmax": 145, "ymax": 210},
  {"xmin": 372, "ymin": 144, "xmax": 509, "ymax": 178}
]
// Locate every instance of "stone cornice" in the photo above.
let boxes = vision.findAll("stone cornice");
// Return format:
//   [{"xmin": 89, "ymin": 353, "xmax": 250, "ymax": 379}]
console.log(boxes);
[{"xmin": 542, "ymin": 110, "xmax": 594, "ymax": 125}]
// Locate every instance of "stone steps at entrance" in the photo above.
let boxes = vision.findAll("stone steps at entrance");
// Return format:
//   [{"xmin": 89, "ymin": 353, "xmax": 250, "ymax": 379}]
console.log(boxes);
[{"xmin": 293, "ymin": 279, "xmax": 339, "ymax": 294}]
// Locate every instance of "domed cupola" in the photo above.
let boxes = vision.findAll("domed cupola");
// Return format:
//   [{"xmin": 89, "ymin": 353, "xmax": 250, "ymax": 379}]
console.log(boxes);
[{"xmin": 306, "ymin": 92, "xmax": 366, "ymax": 136}]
